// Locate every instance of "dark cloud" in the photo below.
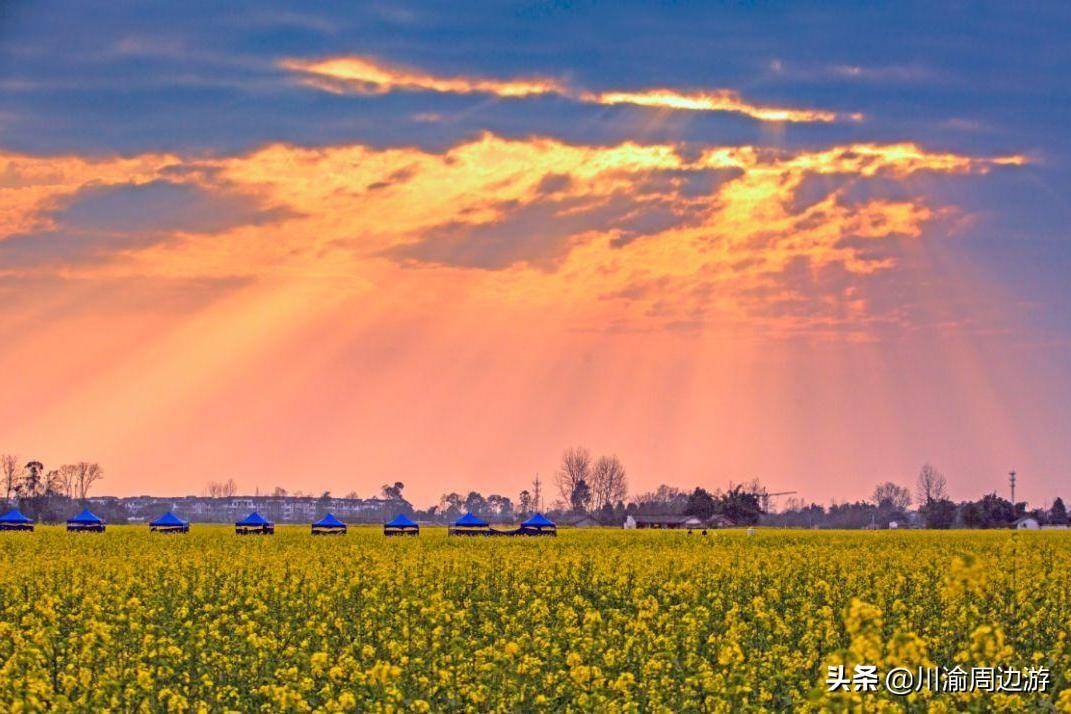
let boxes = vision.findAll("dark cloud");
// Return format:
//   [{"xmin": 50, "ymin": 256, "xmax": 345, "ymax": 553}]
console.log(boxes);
[
  {"xmin": 0, "ymin": 180, "xmax": 295, "ymax": 268},
  {"xmin": 57, "ymin": 180, "xmax": 292, "ymax": 234},
  {"xmin": 387, "ymin": 190, "xmax": 706, "ymax": 271}
]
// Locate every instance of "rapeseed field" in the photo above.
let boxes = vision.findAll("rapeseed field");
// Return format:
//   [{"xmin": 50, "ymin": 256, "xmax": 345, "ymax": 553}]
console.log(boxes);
[{"xmin": 0, "ymin": 527, "xmax": 1068, "ymax": 711}]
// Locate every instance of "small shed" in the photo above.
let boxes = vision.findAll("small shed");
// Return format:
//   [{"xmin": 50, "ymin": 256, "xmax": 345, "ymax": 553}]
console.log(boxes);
[
  {"xmin": 520, "ymin": 513, "xmax": 557, "ymax": 536},
  {"xmin": 312, "ymin": 513, "xmax": 347, "ymax": 536},
  {"xmin": 562, "ymin": 514, "xmax": 600, "ymax": 528},
  {"xmin": 384, "ymin": 513, "xmax": 419, "ymax": 536},
  {"xmin": 705, "ymin": 514, "xmax": 735, "ymax": 529},
  {"xmin": 150, "ymin": 511, "xmax": 189, "ymax": 533},
  {"xmin": 449, "ymin": 512, "xmax": 490, "ymax": 536},
  {"xmin": 0, "ymin": 508, "xmax": 34, "ymax": 532},
  {"xmin": 235, "ymin": 511, "xmax": 274, "ymax": 535},
  {"xmin": 1014, "ymin": 516, "xmax": 1040, "ymax": 531},
  {"xmin": 67, "ymin": 508, "xmax": 105, "ymax": 533}
]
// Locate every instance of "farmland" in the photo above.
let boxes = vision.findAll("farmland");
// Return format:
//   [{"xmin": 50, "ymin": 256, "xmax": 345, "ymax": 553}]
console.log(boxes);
[{"xmin": 0, "ymin": 527, "xmax": 1069, "ymax": 711}]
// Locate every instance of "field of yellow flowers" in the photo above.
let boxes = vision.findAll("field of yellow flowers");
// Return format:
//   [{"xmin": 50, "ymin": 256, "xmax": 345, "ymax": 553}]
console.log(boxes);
[{"xmin": 0, "ymin": 527, "xmax": 1069, "ymax": 711}]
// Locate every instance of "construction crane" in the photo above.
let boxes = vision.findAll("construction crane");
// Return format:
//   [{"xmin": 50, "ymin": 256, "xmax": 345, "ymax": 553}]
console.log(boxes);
[
  {"xmin": 755, "ymin": 490, "xmax": 798, "ymax": 513},
  {"xmin": 728, "ymin": 482, "xmax": 798, "ymax": 513}
]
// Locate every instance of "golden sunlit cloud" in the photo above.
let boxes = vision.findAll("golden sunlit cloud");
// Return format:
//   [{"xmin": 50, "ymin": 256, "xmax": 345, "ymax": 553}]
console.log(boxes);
[
  {"xmin": 282, "ymin": 55, "xmax": 857, "ymax": 123},
  {"xmin": 584, "ymin": 89, "xmax": 854, "ymax": 123},
  {"xmin": 0, "ymin": 135, "xmax": 1031, "ymax": 499},
  {"xmin": 281, "ymin": 56, "xmax": 565, "ymax": 98},
  {"xmin": 0, "ymin": 136, "xmax": 1025, "ymax": 340}
]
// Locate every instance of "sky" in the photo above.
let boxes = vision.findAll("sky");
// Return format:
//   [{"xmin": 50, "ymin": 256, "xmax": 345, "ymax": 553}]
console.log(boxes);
[{"xmin": 1, "ymin": 2, "xmax": 1069, "ymax": 508}]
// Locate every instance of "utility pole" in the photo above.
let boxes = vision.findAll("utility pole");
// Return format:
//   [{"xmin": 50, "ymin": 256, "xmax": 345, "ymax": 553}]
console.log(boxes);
[
  {"xmin": 1009, "ymin": 470, "xmax": 1017, "ymax": 507},
  {"xmin": 532, "ymin": 473, "xmax": 542, "ymax": 513}
]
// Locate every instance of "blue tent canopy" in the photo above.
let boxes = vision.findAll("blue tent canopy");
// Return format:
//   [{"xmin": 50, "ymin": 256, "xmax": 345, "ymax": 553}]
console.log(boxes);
[
  {"xmin": 0, "ymin": 508, "xmax": 33, "ymax": 524},
  {"xmin": 385, "ymin": 514, "xmax": 418, "ymax": 528},
  {"xmin": 236, "ymin": 511, "xmax": 271, "ymax": 527},
  {"xmin": 150, "ymin": 511, "xmax": 187, "ymax": 527},
  {"xmin": 67, "ymin": 508, "xmax": 103, "ymax": 525},
  {"xmin": 521, "ymin": 513, "xmax": 555, "ymax": 528},
  {"xmin": 313, "ymin": 513, "xmax": 346, "ymax": 528},
  {"xmin": 454, "ymin": 512, "xmax": 489, "ymax": 527}
]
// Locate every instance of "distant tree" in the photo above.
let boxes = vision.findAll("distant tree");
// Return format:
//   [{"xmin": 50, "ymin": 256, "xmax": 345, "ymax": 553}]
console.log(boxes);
[
  {"xmin": 1, "ymin": 454, "xmax": 17, "ymax": 502},
  {"xmin": 1051, "ymin": 497, "xmax": 1068, "ymax": 525},
  {"xmin": 439, "ymin": 492, "xmax": 464, "ymax": 517},
  {"xmin": 719, "ymin": 485, "xmax": 763, "ymax": 526},
  {"xmin": 486, "ymin": 494, "xmax": 514, "ymax": 519},
  {"xmin": 343, "ymin": 490, "xmax": 359, "ymax": 499},
  {"xmin": 464, "ymin": 491, "xmax": 487, "ymax": 516},
  {"xmin": 872, "ymin": 482, "xmax": 912, "ymax": 511},
  {"xmin": 75, "ymin": 462, "xmax": 103, "ymax": 500},
  {"xmin": 762, "ymin": 501, "xmax": 826, "ymax": 528},
  {"xmin": 590, "ymin": 455, "xmax": 628, "ymax": 512},
  {"xmin": 44, "ymin": 469, "xmax": 65, "ymax": 497},
  {"xmin": 684, "ymin": 487, "xmax": 718, "ymax": 520},
  {"xmin": 916, "ymin": 463, "xmax": 947, "ymax": 506},
  {"xmin": 957, "ymin": 493, "xmax": 1015, "ymax": 528},
  {"xmin": 381, "ymin": 482, "xmax": 405, "ymax": 500},
  {"xmin": 979, "ymin": 493, "xmax": 1016, "ymax": 527},
  {"xmin": 632, "ymin": 485, "xmax": 688, "ymax": 515},
  {"xmin": 958, "ymin": 501, "xmax": 984, "ymax": 529},
  {"xmin": 319, "ymin": 490, "xmax": 332, "ymax": 502},
  {"xmin": 55, "ymin": 464, "xmax": 79, "ymax": 498},
  {"xmin": 921, "ymin": 498, "xmax": 956, "ymax": 529},
  {"xmin": 273, "ymin": 486, "xmax": 289, "ymax": 497},
  {"xmin": 570, "ymin": 479, "xmax": 592, "ymax": 513},
  {"xmin": 556, "ymin": 447, "xmax": 591, "ymax": 505},
  {"xmin": 17, "ymin": 461, "xmax": 46, "ymax": 498},
  {"xmin": 206, "ymin": 480, "xmax": 237, "ymax": 498},
  {"xmin": 517, "ymin": 489, "xmax": 533, "ymax": 515}
]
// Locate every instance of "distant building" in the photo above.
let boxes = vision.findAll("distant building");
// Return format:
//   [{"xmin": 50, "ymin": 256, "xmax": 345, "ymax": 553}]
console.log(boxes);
[
  {"xmin": 562, "ymin": 514, "xmax": 601, "ymax": 528},
  {"xmin": 706, "ymin": 515, "xmax": 734, "ymax": 529},
  {"xmin": 1014, "ymin": 517, "xmax": 1040, "ymax": 530},
  {"xmin": 624, "ymin": 515, "xmax": 703, "ymax": 530}
]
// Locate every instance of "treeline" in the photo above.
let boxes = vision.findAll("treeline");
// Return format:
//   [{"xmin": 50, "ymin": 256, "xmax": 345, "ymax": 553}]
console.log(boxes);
[
  {"xmin": 414, "ymin": 449, "xmax": 765, "ymax": 526},
  {"xmin": 762, "ymin": 463, "xmax": 1068, "ymax": 529},
  {"xmin": 1, "ymin": 456, "xmax": 104, "ymax": 521}
]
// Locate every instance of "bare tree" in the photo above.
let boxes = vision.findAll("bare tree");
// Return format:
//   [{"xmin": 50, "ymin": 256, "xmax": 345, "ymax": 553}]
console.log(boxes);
[
  {"xmin": 556, "ymin": 447, "xmax": 591, "ymax": 504},
  {"xmin": 872, "ymin": 481, "xmax": 912, "ymax": 511},
  {"xmin": 55, "ymin": 464, "xmax": 79, "ymax": 498},
  {"xmin": 916, "ymin": 463, "xmax": 947, "ymax": 505},
  {"xmin": 74, "ymin": 462, "xmax": 103, "ymax": 500},
  {"xmin": 590, "ymin": 454, "xmax": 628, "ymax": 511},
  {"xmin": 1, "ymin": 454, "xmax": 18, "ymax": 502},
  {"xmin": 206, "ymin": 479, "xmax": 237, "ymax": 498}
]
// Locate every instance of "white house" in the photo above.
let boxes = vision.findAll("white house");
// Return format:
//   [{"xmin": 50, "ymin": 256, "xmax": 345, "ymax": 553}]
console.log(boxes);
[
  {"xmin": 1014, "ymin": 516, "xmax": 1040, "ymax": 530},
  {"xmin": 624, "ymin": 515, "xmax": 703, "ymax": 530}
]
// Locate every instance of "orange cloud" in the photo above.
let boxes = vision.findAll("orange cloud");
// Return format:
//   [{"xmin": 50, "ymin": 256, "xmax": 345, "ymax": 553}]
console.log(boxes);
[
  {"xmin": 282, "ymin": 55, "xmax": 856, "ymax": 123},
  {"xmin": 0, "ymin": 135, "xmax": 1034, "ymax": 502},
  {"xmin": 0, "ymin": 135, "xmax": 1025, "ymax": 340},
  {"xmin": 584, "ymin": 89, "xmax": 853, "ymax": 123},
  {"xmin": 281, "ymin": 56, "xmax": 565, "ymax": 98}
]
